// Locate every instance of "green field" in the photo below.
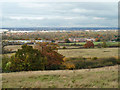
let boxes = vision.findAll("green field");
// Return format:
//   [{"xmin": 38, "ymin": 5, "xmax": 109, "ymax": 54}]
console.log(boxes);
[{"xmin": 2, "ymin": 65, "xmax": 118, "ymax": 88}]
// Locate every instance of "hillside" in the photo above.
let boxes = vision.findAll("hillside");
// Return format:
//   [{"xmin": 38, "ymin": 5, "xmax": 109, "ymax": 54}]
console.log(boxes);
[{"xmin": 2, "ymin": 65, "xmax": 118, "ymax": 88}]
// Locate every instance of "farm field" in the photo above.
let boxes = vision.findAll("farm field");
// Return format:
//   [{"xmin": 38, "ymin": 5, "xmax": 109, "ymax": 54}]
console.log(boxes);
[
  {"xmin": 58, "ymin": 48, "xmax": 118, "ymax": 58},
  {"xmin": 4, "ymin": 45, "xmax": 34, "ymax": 52},
  {"xmin": 2, "ymin": 65, "xmax": 118, "ymax": 88},
  {"xmin": 3, "ymin": 47, "xmax": 118, "ymax": 58}
]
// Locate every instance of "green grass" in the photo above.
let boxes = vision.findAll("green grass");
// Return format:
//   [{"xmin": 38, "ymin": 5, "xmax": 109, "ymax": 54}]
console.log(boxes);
[
  {"xmin": 2, "ymin": 65, "xmax": 118, "ymax": 88},
  {"xmin": 58, "ymin": 48, "xmax": 118, "ymax": 58}
]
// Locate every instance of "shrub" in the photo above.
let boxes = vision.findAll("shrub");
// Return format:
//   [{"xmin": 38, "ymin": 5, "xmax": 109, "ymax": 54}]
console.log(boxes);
[
  {"xmin": 65, "ymin": 39, "xmax": 71, "ymax": 43},
  {"xmin": 102, "ymin": 42, "xmax": 107, "ymax": 48},
  {"xmin": 63, "ymin": 46, "xmax": 67, "ymax": 49},
  {"xmin": 70, "ymin": 57, "xmax": 118, "ymax": 69},
  {"xmin": 97, "ymin": 43, "xmax": 102, "ymax": 48},
  {"xmin": 2, "ymin": 55, "xmax": 10, "ymax": 72},
  {"xmin": 92, "ymin": 57, "xmax": 98, "ymax": 60},
  {"xmin": 47, "ymin": 64, "xmax": 62, "ymax": 70},
  {"xmin": 62, "ymin": 63, "xmax": 75, "ymax": 70}
]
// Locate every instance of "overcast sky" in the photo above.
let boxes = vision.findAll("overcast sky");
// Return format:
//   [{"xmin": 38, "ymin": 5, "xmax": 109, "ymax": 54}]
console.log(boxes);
[{"xmin": 0, "ymin": 2, "xmax": 118, "ymax": 28}]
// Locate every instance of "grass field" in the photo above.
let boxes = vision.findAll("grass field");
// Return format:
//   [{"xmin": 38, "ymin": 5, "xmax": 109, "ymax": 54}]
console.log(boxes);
[
  {"xmin": 4, "ymin": 45, "xmax": 118, "ymax": 58},
  {"xmin": 58, "ymin": 48, "xmax": 118, "ymax": 58},
  {"xmin": 2, "ymin": 65, "xmax": 118, "ymax": 88},
  {"xmin": 2, "ymin": 43, "xmax": 119, "ymax": 88},
  {"xmin": 4, "ymin": 45, "xmax": 34, "ymax": 52}
]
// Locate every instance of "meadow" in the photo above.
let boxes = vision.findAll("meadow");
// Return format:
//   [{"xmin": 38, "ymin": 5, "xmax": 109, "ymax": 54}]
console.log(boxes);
[
  {"xmin": 3, "ymin": 43, "xmax": 118, "ymax": 58},
  {"xmin": 2, "ymin": 42, "xmax": 119, "ymax": 88},
  {"xmin": 2, "ymin": 65, "xmax": 118, "ymax": 88},
  {"xmin": 58, "ymin": 48, "xmax": 118, "ymax": 58}
]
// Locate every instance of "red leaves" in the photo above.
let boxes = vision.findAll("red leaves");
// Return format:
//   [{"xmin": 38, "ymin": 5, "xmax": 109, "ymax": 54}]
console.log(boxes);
[
  {"xmin": 84, "ymin": 41, "xmax": 94, "ymax": 48},
  {"xmin": 35, "ymin": 42, "xmax": 64, "ymax": 69}
]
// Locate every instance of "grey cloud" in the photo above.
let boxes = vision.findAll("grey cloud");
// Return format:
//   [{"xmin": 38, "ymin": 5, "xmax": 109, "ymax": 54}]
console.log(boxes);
[{"xmin": 1, "ymin": 2, "xmax": 118, "ymax": 27}]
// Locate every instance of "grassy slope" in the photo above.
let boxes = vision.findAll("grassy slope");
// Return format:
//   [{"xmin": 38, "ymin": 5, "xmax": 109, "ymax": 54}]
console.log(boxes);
[{"xmin": 2, "ymin": 65, "xmax": 118, "ymax": 88}]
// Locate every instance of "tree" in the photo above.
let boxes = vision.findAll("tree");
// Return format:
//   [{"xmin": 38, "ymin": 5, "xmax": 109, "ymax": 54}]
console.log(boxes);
[
  {"xmin": 35, "ymin": 42, "xmax": 64, "ymax": 70},
  {"xmin": 65, "ymin": 39, "xmax": 71, "ymax": 43},
  {"xmin": 102, "ymin": 41, "xmax": 107, "ymax": 48},
  {"xmin": 6, "ymin": 44, "xmax": 47, "ymax": 72},
  {"xmin": 84, "ymin": 41, "xmax": 94, "ymax": 48}
]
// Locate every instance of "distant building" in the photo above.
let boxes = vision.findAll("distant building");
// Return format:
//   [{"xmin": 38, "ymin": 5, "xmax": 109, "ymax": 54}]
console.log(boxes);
[
  {"xmin": 86, "ymin": 38, "xmax": 95, "ymax": 42},
  {"xmin": 55, "ymin": 40, "xmax": 65, "ymax": 43},
  {"xmin": 68, "ymin": 38, "xmax": 95, "ymax": 42}
]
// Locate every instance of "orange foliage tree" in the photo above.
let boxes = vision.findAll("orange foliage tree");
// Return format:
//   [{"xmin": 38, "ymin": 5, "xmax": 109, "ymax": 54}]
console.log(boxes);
[
  {"xmin": 35, "ymin": 42, "xmax": 64, "ymax": 70},
  {"xmin": 84, "ymin": 41, "xmax": 94, "ymax": 48}
]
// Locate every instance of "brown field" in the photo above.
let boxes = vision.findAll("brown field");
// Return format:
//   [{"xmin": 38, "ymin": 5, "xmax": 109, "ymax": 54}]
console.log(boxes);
[{"xmin": 2, "ymin": 65, "xmax": 118, "ymax": 88}]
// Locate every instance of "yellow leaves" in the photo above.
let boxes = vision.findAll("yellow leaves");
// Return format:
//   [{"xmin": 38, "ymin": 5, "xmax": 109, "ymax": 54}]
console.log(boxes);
[
  {"xmin": 63, "ymin": 57, "xmax": 69, "ymax": 62},
  {"xmin": 63, "ymin": 63, "xmax": 75, "ymax": 70}
]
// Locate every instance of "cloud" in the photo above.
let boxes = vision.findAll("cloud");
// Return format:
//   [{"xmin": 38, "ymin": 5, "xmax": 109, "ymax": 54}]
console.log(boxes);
[
  {"xmin": 18, "ymin": 3, "xmax": 50, "ymax": 8},
  {"xmin": 9, "ymin": 16, "xmax": 45, "ymax": 20},
  {"xmin": 93, "ymin": 17, "xmax": 106, "ymax": 20},
  {"xmin": 1, "ymin": 2, "xmax": 117, "ymax": 27},
  {"xmin": 72, "ymin": 8, "xmax": 93, "ymax": 13}
]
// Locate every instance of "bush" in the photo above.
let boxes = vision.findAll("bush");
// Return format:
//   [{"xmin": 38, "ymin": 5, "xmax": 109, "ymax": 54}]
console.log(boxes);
[
  {"xmin": 97, "ymin": 43, "xmax": 102, "ymax": 48},
  {"xmin": 92, "ymin": 57, "xmax": 98, "ymax": 60},
  {"xmin": 46, "ymin": 64, "xmax": 61, "ymax": 70},
  {"xmin": 62, "ymin": 63, "xmax": 75, "ymax": 70},
  {"xmin": 65, "ymin": 39, "xmax": 71, "ymax": 43},
  {"xmin": 69, "ymin": 57, "xmax": 118, "ymax": 69},
  {"xmin": 2, "ymin": 55, "xmax": 10, "ymax": 72},
  {"xmin": 102, "ymin": 42, "xmax": 107, "ymax": 48},
  {"xmin": 63, "ymin": 46, "xmax": 67, "ymax": 49}
]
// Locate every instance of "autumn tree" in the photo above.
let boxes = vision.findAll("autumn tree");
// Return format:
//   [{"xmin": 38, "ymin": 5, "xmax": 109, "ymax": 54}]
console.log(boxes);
[
  {"xmin": 84, "ymin": 41, "xmax": 94, "ymax": 48},
  {"xmin": 35, "ymin": 42, "xmax": 64, "ymax": 70},
  {"xmin": 65, "ymin": 39, "xmax": 71, "ymax": 43},
  {"xmin": 6, "ymin": 44, "xmax": 47, "ymax": 72}
]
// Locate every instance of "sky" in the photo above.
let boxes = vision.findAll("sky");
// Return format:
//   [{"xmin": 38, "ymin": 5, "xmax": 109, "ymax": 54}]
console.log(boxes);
[{"xmin": 0, "ymin": 2, "xmax": 118, "ymax": 28}]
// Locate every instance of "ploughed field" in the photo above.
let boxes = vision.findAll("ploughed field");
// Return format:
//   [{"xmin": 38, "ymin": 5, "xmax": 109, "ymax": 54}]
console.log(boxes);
[{"xmin": 2, "ymin": 65, "xmax": 118, "ymax": 88}]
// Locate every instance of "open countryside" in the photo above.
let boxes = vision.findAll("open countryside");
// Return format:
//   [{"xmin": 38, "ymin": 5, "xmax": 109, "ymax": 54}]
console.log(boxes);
[{"xmin": 1, "ymin": 1, "xmax": 119, "ymax": 89}]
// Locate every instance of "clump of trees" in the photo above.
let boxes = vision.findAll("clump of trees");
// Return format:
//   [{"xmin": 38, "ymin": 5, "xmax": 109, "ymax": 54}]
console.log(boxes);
[
  {"xmin": 3, "ymin": 43, "xmax": 65, "ymax": 72},
  {"xmin": 64, "ymin": 39, "xmax": 71, "ymax": 43},
  {"xmin": 5, "ymin": 44, "xmax": 47, "ymax": 72},
  {"xmin": 35, "ymin": 42, "xmax": 64, "ymax": 70},
  {"xmin": 84, "ymin": 41, "xmax": 94, "ymax": 48}
]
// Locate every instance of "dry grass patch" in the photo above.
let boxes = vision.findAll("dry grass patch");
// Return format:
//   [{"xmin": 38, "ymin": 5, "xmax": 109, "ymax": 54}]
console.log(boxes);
[{"xmin": 2, "ymin": 65, "xmax": 118, "ymax": 88}]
